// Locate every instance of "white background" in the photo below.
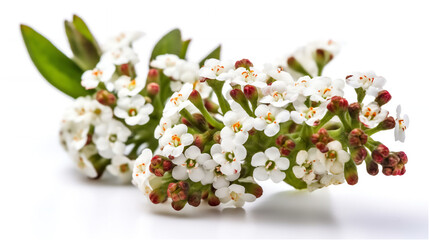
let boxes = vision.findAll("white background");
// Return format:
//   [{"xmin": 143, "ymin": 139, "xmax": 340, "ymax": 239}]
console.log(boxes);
[{"xmin": 1, "ymin": 0, "xmax": 428, "ymax": 239}]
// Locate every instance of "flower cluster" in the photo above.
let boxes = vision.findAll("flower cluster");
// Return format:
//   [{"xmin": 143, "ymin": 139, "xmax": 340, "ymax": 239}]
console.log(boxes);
[{"xmin": 133, "ymin": 41, "xmax": 409, "ymax": 210}]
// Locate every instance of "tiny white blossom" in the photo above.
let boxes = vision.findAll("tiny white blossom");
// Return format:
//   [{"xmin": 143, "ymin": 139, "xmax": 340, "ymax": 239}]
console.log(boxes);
[
  {"xmin": 199, "ymin": 58, "xmax": 233, "ymax": 80},
  {"xmin": 210, "ymin": 143, "xmax": 245, "ymax": 176},
  {"xmin": 163, "ymin": 83, "xmax": 193, "ymax": 117},
  {"xmin": 172, "ymin": 146, "xmax": 212, "ymax": 182},
  {"xmin": 103, "ymin": 32, "xmax": 143, "ymax": 51},
  {"xmin": 324, "ymin": 141, "xmax": 350, "ymax": 175},
  {"xmin": 395, "ymin": 105, "xmax": 409, "ymax": 142},
  {"xmin": 64, "ymin": 96, "xmax": 113, "ymax": 124},
  {"xmin": 303, "ymin": 76, "xmax": 344, "ymax": 102},
  {"xmin": 164, "ymin": 60, "xmax": 199, "ymax": 83},
  {"xmin": 106, "ymin": 155, "xmax": 134, "ymax": 182},
  {"xmin": 93, "ymin": 119, "xmax": 131, "ymax": 158},
  {"xmin": 69, "ymin": 145, "xmax": 98, "ymax": 178},
  {"xmin": 251, "ymin": 147, "xmax": 290, "ymax": 183},
  {"xmin": 132, "ymin": 149, "xmax": 153, "ymax": 195},
  {"xmin": 81, "ymin": 62, "xmax": 115, "ymax": 90},
  {"xmin": 60, "ymin": 120, "xmax": 90, "ymax": 151},
  {"xmin": 359, "ymin": 101, "xmax": 388, "ymax": 128},
  {"xmin": 291, "ymin": 102, "xmax": 327, "ymax": 126},
  {"xmin": 150, "ymin": 54, "xmax": 180, "ymax": 69},
  {"xmin": 220, "ymin": 108, "xmax": 253, "ymax": 147},
  {"xmin": 114, "ymin": 75, "xmax": 146, "ymax": 97},
  {"xmin": 114, "ymin": 95, "xmax": 154, "ymax": 126},
  {"xmin": 253, "ymin": 104, "xmax": 290, "ymax": 137},
  {"xmin": 263, "ymin": 63, "xmax": 294, "ymax": 83},
  {"xmin": 159, "ymin": 124, "xmax": 194, "ymax": 157},
  {"xmin": 260, "ymin": 80, "xmax": 298, "ymax": 107},
  {"xmin": 215, "ymin": 184, "xmax": 256, "ymax": 207},
  {"xmin": 101, "ymin": 47, "xmax": 139, "ymax": 65},
  {"xmin": 292, "ymin": 148, "xmax": 326, "ymax": 185},
  {"xmin": 346, "ymin": 71, "xmax": 386, "ymax": 96},
  {"xmin": 231, "ymin": 67, "xmax": 268, "ymax": 88}
]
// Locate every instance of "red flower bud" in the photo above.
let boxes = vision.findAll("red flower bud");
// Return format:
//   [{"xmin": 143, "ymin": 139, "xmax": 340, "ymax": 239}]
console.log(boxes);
[
  {"xmin": 371, "ymin": 144, "xmax": 389, "ymax": 164},
  {"xmin": 348, "ymin": 102, "xmax": 361, "ymax": 120},
  {"xmin": 149, "ymin": 155, "xmax": 172, "ymax": 176},
  {"xmin": 366, "ymin": 160, "xmax": 379, "ymax": 176},
  {"xmin": 96, "ymin": 90, "xmax": 116, "ymax": 106},
  {"xmin": 147, "ymin": 82, "xmax": 160, "ymax": 97},
  {"xmin": 276, "ymin": 135, "xmax": 288, "ymax": 146},
  {"xmin": 375, "ymin": 90, "xmax": 392, "ymax": 106},
  {"xmin": 120, "ymin": 63, "xmax": 131, "ymax": 76},
  {"xmin": 380, "ymin": 116, "xmax": 395, "ymax": 130},
  {"xmin": 397, "ymin": 151, "xmax": 408, "ymax": 164},
  {"xmin": 187, "ymin": 192, "xmax": 202, "ymax": 207},
  {"xmin": 243, "ymin": 85, "xmax": 258, "ymax": 101},
  {"xmin": 351, "ymin": 147, "xmax": 367, "ymax": 165},
  {"xmin": 149, "ymin": 189, "xmax": 167, "ymax": 204},
  {"xmin": 204, "ymin": 99, "xmax": 219, "ymax": 113},
  {"xmin": 348, "ymin": 128, "xmax": 368, "ymax": 147},
  {"xmin": 327, "ymin": 96, "xmax": 349, "ymax": 114},
  {"xmin": 147, "ymin": 68, "xmax": 159, "ymax": 83},
  {"xmin": 234, "ymin": 59, "xmax": 253, "ymax": 69},
  {"xmin": 344, "ymin": 160, "xmax": 358, "ymax": 185},
  {"xmin": 280, "ymin": 147, "xmax": 291, "ymax": 156}
]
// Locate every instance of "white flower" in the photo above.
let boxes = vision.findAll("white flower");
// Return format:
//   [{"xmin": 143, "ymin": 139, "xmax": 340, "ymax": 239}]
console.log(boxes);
[
  {"xmin": 103, "ymin": 32, "xmax": 143, "ymax": 51},
  {"xmin": 292, "ymin": 76, "xmax": 313, "ymax": 95},
  {"xmin": 199, "ymin": 58, "xmax": 233, "ymax": 80},
  {"xmin": 132, "ymin": 149, "xmax": 153, "ymax": 195},
  {"xmin": 64, "ymin": 97, "xmax": 113, "ymax": 124},
  {"xmin": 60, "ymin": 120, "xmax": 90, "ymax": 151},
  {"xmin": 154, "ymin": 116, "xmax": 177, "ymax": 139},
  {"xmin": 220, "ymin": 109, "xmax": 253, "ymax": 147},
  {"xmin": 101, "ymin": 47, "xmax": 139, "ymax": 65},
  {"xmin": 215, "ymin": 184, "xmax": 256, "ymax": 207},
  {"xmin": 395, "ymin": 105, "xmax": 409, "ymax": 142},
  {"xmin": 251, "ymin": 147, "xmax": 290, "ymax": 183},
  {"xmin": 291, "ymin": 102, "xmax": 327, "ymax": 126},
  {"xmin": 163, "ymin": 83, "xmax": 193, "ymax": 117},
  {"xmin": 159, "ymin": 124, "xmax": 194, "ymax": 157},
  {"xmin": 150, "ymin": 54, "xmax": 180, "ymax": 69},
  {"xmin": 69, "ymin": 145, "xmax": 98, "ymax": 178},
  {"xmin": 171, "ymin": 146, "xmax": 212, "ymax": 182},
  {"xmin": 324, "ymin": 141, "xmax": 350, "ymax": 175},
  {"xmin": 292, "ymin": 148, "xmax": 327, "ymax": 185},
  {"xmin": 263, "ymin": 63, "xmax": 294, "ymax": 83},
  {"xmin": 81, "ymin": 62, "xmax": 115, "ymax": 90},
  {"xmin": 346, "ymin": 71, "xmax": 386, "ymax": 96},
  {"xmin": 303, "ymin": 76, "xmax": 345, "ymax": 102},
  {"xmin": 210, "ymin": 143, "xmax": 245, "ymax": 176},
  {"xmin": 260, "ymin": 80, "xmax": 298, "ymax": 107},
  {"xmin": 93, "ymin": 119, "xmax": 131, "ymax": 158},
  {"xmin": 114, "ymin": 75, "xmax": 146, "ymax": 97},
  {"xmin": 231, "ymin": 67, "xmax": 268, "ymax": 88},
  {"xmin": 201, "ymin": 164, "xmax": 238, "ymax": 189},
  {"xmin": 359, "ymin": 101, "xmax": 388, "ymax": 128},
  {"xmin": 114, "ymin": 95, "xmax": 154, "ymax": 126},
  {"xmin": 106, "ymin": 155, "xmax": 134, "ymax": 182},
  {"xmin": 164, "ymin": 60, "xmax": 199, "ymax": 83},
  {"xmin": 254, "ymin": 104, "xmax": 290, "ymax": 136}
]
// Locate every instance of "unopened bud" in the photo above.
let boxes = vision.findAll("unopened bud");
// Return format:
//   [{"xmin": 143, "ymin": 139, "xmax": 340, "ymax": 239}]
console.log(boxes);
[
  {"xmin": 397, "ymin": 151, "xmax": 408, "ymax": 164},
  {"xmin": 382, "ymin": 166, "xmax": 393, "ymax": 176},
  {"xmin": 235, "ymin": 59, "xmax": 253, "ymax": 69},
  {"xmin": 316, "ymin": 142, "xmax": 328, "ymax": 153},
  {"xmin": 371, "ymin": 144, "xmax": 389, "ymax": 164},
  {"xmin": 380, "ymin": 116, "xmax": 395, "ymax": 130},
  {"xmin": 348, "ymin": 128, "xmax": 368, "ymax": 147},
  {"xmin": 204, "ymin": 99, "xmax": 219, "ymax": 113},
  {"xmin": 280, "ymin": 147, "xmax": 291, "ymax": 156},
  {"xmin": 241, "ymin": 183, "xmax": 263, "ymax": 198},
  {"xmin": 344, "ymin": 160, "xmax": 358, "ymax": 185},
  {"xmin": 276, "ymin": 135, "xmax": 288, "ymax": 146},
  {"xmin": 351, "ymin": 147, "xmax": 367, "ymax": 165},
  {"xmin": 314, "ymin": 49, "xmax": 334, "ymax": 68},
  {"xmin": 146, "ymin": 82, "xmax": 160, "ymax": 97},
  {"xmin": 327, "ymin": 96, "xmax": 348, "ymax": 114},
  {"xmin": 243, "ymin": 85, "xmax": 258, "ymax": 102},
  {"xmin": 287, "ymin": 56, "xmax": 308, "ymax": 76},
  {"xmin": 147, "ymin": 68, "xmax": 159, "ymax": 83},
  {"xmin": 188, "ymin": 191, "xmax": 202, "ymax": 207},
  {"xmin": 213, "ymin": 131, "xmax": 221, "ymax": 144},
  {"xmin": 149, "ymin": 189, "xmax": 167, "ymax": 204},
  {"xmin": 96, "ymin": 90, "xmax": 116, "ymax": 106},
  {"xmin": 383, "ymin": 154, "xmax": 400, "ymax": 167},
  {"xmin": 120, "ymin": 63, "xmax": 131, "ymax": 76},
  {"xmin": 171, "ymin": 200, "xmax": 187, "ymax": 211},
  {"xmin": 375, "ymin": 90, "xmax": 391, "ymax": 106},
  {"xmin": 149, "ymin": 155, "xmax": 172, "ymax": 176},
  {"xmin": 366, "ymin": 160, "xmax": 379, "ymax": 176},
  {"xmin": 348, "ymin": 102, "xmax": 361, "ymax": 120}
]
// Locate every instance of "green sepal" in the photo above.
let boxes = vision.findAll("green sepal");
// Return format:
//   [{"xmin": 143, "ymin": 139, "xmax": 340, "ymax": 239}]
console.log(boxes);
[{"xmin": 21, "ymin": 24, "xmax": 92, "ymax": 98}]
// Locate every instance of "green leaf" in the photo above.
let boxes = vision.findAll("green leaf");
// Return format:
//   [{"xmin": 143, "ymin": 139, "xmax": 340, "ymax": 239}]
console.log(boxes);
[
  {"xmin": 179, "ymin": 39, "xmax": 191, "ymax": 59},
  {"xmin": 199, "ymin": 45, "xmax": 221, "ymax": 67},
  {"xmin": 65, "ymin": 15, "xmax": 101, "ymax": 70},
  {"xmin": 150, "ymin": 29, "xmax": 182, "ymax": 61},
  {"xmin": 72, "ymin": 15, "xmax": 101, "ymax": 53},
  {"xmin": 21, "ymin": 24, "xmax": 91, "ymax": 98}
]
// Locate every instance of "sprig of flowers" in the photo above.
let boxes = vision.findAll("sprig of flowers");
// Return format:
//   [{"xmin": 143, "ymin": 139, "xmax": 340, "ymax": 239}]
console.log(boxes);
[{"xmin": 133, "ymin": 41, "xmax": 409, "ymax": 210}]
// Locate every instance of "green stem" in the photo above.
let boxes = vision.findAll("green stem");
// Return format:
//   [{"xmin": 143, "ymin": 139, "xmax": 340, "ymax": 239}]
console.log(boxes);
[
  {"xmin": 314, "ymin": 112, "xmax": 334, "ymax": 132},
  {"xmin": 179, "ymin": 108, "xmax": 207, "ymax": 132},
  {"xmin": 206, "ymin": 79, "xmax": 230, "ymax": 114}
]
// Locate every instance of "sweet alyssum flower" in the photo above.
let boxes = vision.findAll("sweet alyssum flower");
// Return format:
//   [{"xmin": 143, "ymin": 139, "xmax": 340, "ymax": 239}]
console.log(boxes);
[
  {"xmin": 134, "ymin": 52, "xmax": 409, "ymax": 210},
  {"xmin": 22, "ymin": 17, "xmax": 410, "ymax": 211}
]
